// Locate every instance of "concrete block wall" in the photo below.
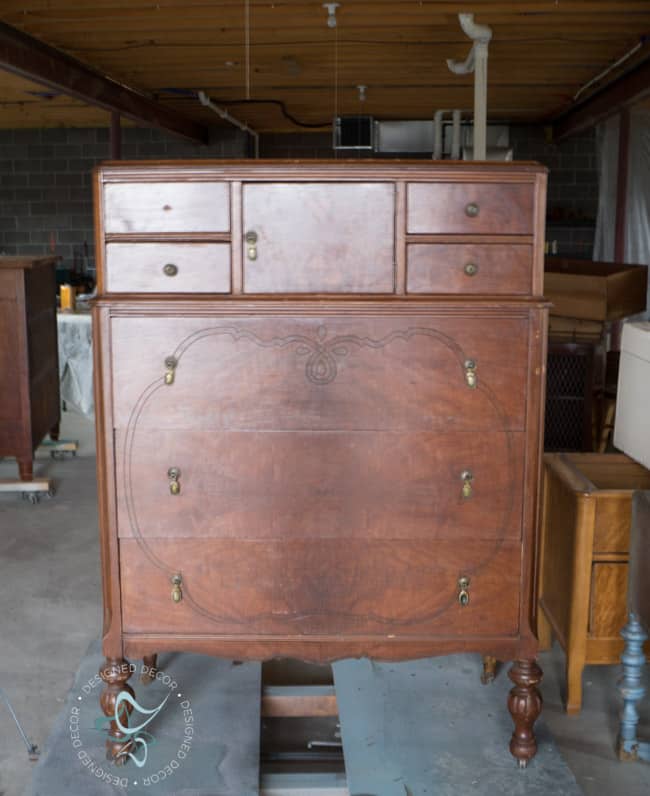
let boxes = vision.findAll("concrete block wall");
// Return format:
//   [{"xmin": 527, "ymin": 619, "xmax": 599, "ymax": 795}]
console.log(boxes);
[
  {"xmin": 260, "ymin": 126, "xmax": 599, "ymax": 258},
  {"xmin": 0, "ymin": 126, "xmax": 247, "ymax": 278}
]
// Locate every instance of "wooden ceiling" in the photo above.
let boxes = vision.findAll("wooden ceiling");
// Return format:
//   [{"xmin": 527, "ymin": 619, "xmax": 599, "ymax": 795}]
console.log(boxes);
[{"xmin": 0, "ymin": 1, "xmax": 649, "ymax": 132}]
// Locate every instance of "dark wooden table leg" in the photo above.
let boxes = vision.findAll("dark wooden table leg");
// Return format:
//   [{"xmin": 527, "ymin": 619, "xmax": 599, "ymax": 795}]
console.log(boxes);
[
  {"xmin": 99, "ymin": 657, "xmax": 135, "ymax": 764},
  {"xmin": 141, "ymin": 653, "xmax": 158, "ymax": 685},
  {"xmin": 18, "ymin": 458, "xmax": 33, "ymax": 482},
  {"xmin": 508, "ymin": 659, "xmax": 543, "ymax": 768}
]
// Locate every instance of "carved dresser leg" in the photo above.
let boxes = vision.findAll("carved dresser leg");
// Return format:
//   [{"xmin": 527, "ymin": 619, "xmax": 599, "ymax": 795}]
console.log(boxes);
[
  {"xmin": 508, "ymin": 659, "xmax": 543, "ymax": 768},
  {"xmin": 99, "ymin": 658, "xmax": 135, "ymax": 764},
  {"xmin": 481, "ymin": 655, "xmax": 498, "ymax": 685},
  {"xmin": 49, "ymin": 421, "xmax": 60, "ymax": 441},
  {"xmin": 617, "ymin": 613, "xmax": 648, "ymax": 761},
  {"xmin": 141, "ymin": 653, "xmax": 158, "ymax": 685}
]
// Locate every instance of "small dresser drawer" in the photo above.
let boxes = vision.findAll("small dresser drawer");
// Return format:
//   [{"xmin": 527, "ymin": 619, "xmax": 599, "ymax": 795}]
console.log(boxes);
[
  {"xmin": 407, "ymin": 183, "xmax": 534, "ymax": 235},
  {"xmin": 104, "ymin": 181, "xmax": 230, "ymax": 233},
  {"xmin": 105, "ymin": 243, "xmax": 231, "ymax": 293},
  {"xmin": 407, "ymin": 243, "xmax": 533, "ymax": 294},
  {"xmin": 120, "ymin": 538, "xmax": 521, "ymax": 637}
]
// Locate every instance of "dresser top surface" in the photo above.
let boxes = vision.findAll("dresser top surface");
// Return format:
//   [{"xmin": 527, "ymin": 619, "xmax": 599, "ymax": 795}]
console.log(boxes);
[
  {"xmin": 0, "ymin": 256, "xmax": 60, "ymax": 270},
  {"xmin": 96, "ymin": 159, "xmax": 547, "ymax": 181}
]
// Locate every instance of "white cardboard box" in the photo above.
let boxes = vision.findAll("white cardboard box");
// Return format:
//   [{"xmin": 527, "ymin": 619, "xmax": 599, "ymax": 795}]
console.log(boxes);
[{"xmin": 614, "ymin": 321, "xmax": 650, "ymax": 469}]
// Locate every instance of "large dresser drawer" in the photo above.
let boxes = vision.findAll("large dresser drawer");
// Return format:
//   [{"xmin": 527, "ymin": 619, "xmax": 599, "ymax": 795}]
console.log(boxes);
[
  {"xmin": 407, "ymin": 183, "xmax": 534, "ymax": 235},
  {"xmin": 104, "ymin": 181, "xmax": 230, "ymax": 233},
  {"xmin": 407, "ymin": 244, "xmax": 532, "ymax": 295},
  {"xmin": 116, "ymin": 429, "xmax": 524, "ymax": 541},
  {"xmin": 110, "ymin": 314, "xmax": 530, "ymax": 432},
  {"xmin": 105, "ymin": 243, "xmax": 231, "ymax": 293},
  {"xmin": 120, "ymin": 538, "xmax": 521, "ymax": 637}
]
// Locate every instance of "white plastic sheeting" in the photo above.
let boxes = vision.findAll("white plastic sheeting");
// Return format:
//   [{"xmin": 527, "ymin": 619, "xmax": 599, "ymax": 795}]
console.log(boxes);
[
  {"xmin": 57, "ymin": 312, "xmax": 94, "ymax": 418},
  {"xmin": 594, "ymin": 107, "xmax": 650, "ymax": 316}
]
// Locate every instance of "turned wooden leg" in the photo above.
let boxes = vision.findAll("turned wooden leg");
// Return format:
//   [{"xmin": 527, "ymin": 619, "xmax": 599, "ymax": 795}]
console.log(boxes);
[
  {"xmin": 536, "ymin": 606, "xmax": 553, "ymax": 651},
  {"xmin": 141, "ymin": 653, "xmax": 158, "ymax": 685},
  {"xmin": 49, "ymin": 422, "xmax": 60, "ymax": 442},
  {"xmin": 481, "ymin": 655, "xmax": 498, "ymax": 685},
  {"xmin": 99, "ymin": 657, "xmax": 135, "ymax": 764},
  {"xmin": 508, "ymin": 659, "xmax": 543, "ymax": 768},
  {"xmin": 618, "ymin": 613, "xmax": 647, "ymax": 761},
  {"xmin": 18, "ymin": 458, "xmax": 33, "ymax": 482}
]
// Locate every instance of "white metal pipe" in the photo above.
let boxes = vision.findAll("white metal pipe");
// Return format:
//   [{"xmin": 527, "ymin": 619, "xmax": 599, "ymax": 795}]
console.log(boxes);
[
  {"xmin": 198, "ymin": 90, "xmax": 259, "ymax": 158},
  {"xmin": 573, "ymin": 40, "xmax": 642, "ymax": 102},
  {"xmin": 446, "ymin": 13, "xmax": 492, "ymax": 161},
  {"xmin": 433, "ymin": 109, "xmax": 449, "ymax": 159}
]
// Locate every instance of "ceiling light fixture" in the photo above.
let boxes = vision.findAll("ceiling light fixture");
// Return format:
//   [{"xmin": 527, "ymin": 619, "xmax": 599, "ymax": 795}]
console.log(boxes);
[{"xmin": 323, "ymin": 3, "xmax": 339, "ymax": 28}]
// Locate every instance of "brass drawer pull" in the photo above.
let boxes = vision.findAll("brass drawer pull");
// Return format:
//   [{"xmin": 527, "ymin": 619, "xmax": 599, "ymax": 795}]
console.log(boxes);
[
  {"xmin": 461, "ymin": 469, "xmax": 473, "ymax": 499},
  {"xmin": 458, "ymin": 576, "xmax": 470, "ymax": 606},
  {"xmin": 171, "ymin": 574, "xmax": 183, "ymax": 603},
  {"xmin": 245, "ymin": 230, "xmax": 258, "ymax": 261},
  {"xmin": 168, "ymin": 466, "xmax": 181, "ymax": 495},
  {"xmin": 164, "ymin": 356, "xmax": 177, "ymax": 385},
  {"xmin": 465, "ymin": 202, "xmax": 480, "ymax": 218},
  {"xmin": 464, "ymin": 359, "xmax": 477, "ymax": 389},
  {"xmin": 163, "ymin": 263, "xmax": 178, "ymax": 277},
  {"xmin": 464, "ymin": 262, "xmax": 478, "ymax": 277}
]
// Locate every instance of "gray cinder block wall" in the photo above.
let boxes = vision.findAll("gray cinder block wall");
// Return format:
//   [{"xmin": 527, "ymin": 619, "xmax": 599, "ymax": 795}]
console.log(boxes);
[{"xmin": 0, "ymin": 126, "xmax": 247, "ymax": 278}]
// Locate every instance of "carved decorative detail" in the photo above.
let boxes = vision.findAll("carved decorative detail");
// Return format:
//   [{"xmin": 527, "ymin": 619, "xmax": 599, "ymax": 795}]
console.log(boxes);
[
  {"xmin": 166, "ymin": 323, "xmax": 469, "ymax": 387},
  {"xmin": 507, "ymin": 659, "xmax": 543, "ymax": 766},
  {"xmin": 99, "ymin": 657, "xmax": 135, "ymax": 764}
]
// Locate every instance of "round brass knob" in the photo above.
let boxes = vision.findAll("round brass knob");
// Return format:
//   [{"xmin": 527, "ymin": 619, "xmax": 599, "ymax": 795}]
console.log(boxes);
[
  {"xmin": 163, "ymin": 263, "xmax": 178, "ymax": 277},
  {"xmin": 465, "ymin": 202, "xmax": 480, "ymax": 218},
  {"xmin": 464, "ymin": 262, "xmax": 478, "ymax": 277}
]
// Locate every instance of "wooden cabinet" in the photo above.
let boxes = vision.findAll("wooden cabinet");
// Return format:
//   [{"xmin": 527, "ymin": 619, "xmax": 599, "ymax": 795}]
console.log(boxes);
[
  {"xmin": 0, "ymin": 256, "xmax": 60, "ymax": 481},
  {"xmin": 537, "ymin": 453, "xmax": 650, "ymax": 713},
  {"xmin": 93, "ymin": 161, "xmax": 548, "ymax": 767}
]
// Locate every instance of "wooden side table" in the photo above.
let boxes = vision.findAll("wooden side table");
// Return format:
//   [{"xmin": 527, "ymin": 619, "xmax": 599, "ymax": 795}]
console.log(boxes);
[
  {"xmin": 0, "ymin": 256, "xmax": 60, "ymax": 481},
  {"xmin": 537, "ymin": 453, "xmax": 650, "ymax": 713}
]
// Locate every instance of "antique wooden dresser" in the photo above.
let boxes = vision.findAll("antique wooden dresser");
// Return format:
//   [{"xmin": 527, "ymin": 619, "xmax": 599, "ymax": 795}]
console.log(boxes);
[
  {"xmin": 92, "ymin": 161, "xmax": 548, "ymax": 767},
  {"xmin": 0, "ymin": 256, "xmax": 60, "ymax": 481}
]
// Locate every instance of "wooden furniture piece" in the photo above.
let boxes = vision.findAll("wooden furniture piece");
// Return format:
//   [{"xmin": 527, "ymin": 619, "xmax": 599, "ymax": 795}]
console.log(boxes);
[
  {"xmin": 537, "ymin": 452, "xmax": 650, "ymax": 713},
  {"xmin": 0, "ymin": 256, "xmax": 61, "ymax": 481},
  {"xmin": 92, "ymin": 161, "xmax": 548, "ymax": 767}
]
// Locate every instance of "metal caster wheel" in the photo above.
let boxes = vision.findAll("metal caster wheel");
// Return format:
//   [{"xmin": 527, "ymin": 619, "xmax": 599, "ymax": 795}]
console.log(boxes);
[
  {"xmin": 47, "ymin": 488, "xmax": 56, "ymax": 498},
  {"xmin": 517, "ymin": 758, "xmax": 528, "ymax": 769},
  {"xmin": 50, "ymin": 450, "xmax": 64, "ymax": 461},
  {"xmin": 27, "ymin": 493, "xmax": 39, "ymax": 504}
]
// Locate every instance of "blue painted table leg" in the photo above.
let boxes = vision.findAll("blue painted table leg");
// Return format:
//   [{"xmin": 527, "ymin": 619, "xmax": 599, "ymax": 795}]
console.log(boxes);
[{"xmin": 618, "ymin": 613, "xmax": 648, "ymax": 762}]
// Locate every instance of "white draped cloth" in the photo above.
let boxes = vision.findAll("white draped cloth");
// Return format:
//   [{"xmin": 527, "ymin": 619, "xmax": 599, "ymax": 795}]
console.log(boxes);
[{"xmin": 57, "ymin": 312, "xmax": 94, "ymax": 418}]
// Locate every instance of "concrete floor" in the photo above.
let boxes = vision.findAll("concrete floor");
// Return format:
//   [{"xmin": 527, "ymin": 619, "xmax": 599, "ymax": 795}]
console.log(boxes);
[{"xmin": 1, "ymin": 409, "xmax": 649, "ymax": 796}]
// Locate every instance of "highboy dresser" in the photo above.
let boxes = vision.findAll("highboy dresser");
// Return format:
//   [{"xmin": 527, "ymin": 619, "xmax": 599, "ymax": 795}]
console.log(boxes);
[{"xmin": 93, "ymin": 161, "xmax": 548, "ymax": 767}]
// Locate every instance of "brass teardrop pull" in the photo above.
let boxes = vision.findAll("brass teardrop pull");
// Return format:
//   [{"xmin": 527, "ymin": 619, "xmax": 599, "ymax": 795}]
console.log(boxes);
[
  {"xmin": 168, "ymin": 466, "xmax": 181, "ymax": 495},
  {"xmin": 458, "ymin": 576, "xmax": 470, "ymax": 606},
  {"xmin": 461, "ymin": 469, "xmax": 473, "ymax": 499},
  {"xmin": 164, "ymin": 356, "xmax": 177, "ymax": 385},
  {"xmin": 245, "ymin": 230, "xmax": 258, "ymax": 261},
  {"xmin": 171, "ymin": 574, "xmax": 183, "ymax": 603},
  {"xmin": 464, "ymin": 359, "xmax": 477, "ymax": 389}
]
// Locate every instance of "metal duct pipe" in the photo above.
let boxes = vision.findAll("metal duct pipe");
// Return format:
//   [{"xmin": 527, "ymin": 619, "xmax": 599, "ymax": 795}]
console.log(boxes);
[{"xmin": 433, "ymin": 109, "xmax": 463, "ymax": 159}]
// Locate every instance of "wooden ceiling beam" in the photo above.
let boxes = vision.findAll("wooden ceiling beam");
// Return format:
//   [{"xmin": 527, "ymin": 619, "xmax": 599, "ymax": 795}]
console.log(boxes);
[
  {"xmin": 0, "ymin": 20, "xmax": 208, "ymax": 142},
  {"xmin": 553, "ymin": 55, "xmax": 650, "ymax": 139}
]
